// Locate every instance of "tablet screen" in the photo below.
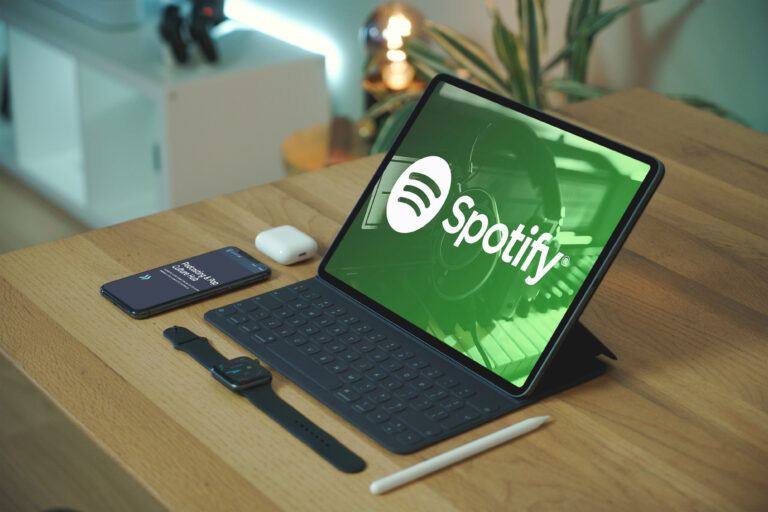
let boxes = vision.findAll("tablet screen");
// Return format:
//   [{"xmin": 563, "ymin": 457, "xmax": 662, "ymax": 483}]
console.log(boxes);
[{"xmin": 323, "ymin": 79, "xmax": 654, "ymax": 391}]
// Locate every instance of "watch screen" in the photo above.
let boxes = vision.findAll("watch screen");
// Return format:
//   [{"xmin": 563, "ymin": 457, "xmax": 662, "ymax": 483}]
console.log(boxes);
[{"xmin": 324, "ymin": 81, "xmax": 651, "ymax": 388}]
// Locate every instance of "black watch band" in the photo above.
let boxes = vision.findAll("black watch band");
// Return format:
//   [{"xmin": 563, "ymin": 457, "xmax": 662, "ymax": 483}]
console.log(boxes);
[{"xmin": 163, "ymin": 326, "xmax": 365, "ymax": 474}]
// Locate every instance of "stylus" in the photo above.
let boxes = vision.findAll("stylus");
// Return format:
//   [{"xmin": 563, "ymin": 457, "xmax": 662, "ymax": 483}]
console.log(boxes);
[{"xmin": 370, "ymin": 415, "xmax": 550, "ymax": 494}]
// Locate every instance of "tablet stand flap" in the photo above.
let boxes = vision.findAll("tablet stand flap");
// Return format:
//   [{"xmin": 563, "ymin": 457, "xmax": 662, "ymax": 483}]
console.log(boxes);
[{"xmin": 514, "ymin": 321, "xmax": 616, "ymax": 405}]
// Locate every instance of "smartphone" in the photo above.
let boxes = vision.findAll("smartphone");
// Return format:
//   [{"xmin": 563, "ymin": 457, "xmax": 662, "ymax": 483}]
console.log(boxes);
[{"xmin": 100, "ymin": 247, "xmax": 270, "ymax": 318}]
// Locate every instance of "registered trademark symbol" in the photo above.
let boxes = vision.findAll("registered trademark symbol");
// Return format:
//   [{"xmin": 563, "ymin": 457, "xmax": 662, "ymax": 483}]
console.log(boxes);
[{"xmin": 561, "ymin": 256, "xmax": 570, "ymax": 266}]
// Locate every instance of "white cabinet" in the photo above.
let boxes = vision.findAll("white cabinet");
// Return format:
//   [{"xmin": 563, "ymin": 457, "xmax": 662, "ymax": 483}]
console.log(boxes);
[{"xmin": 0, "ymin": 0, "xmax": 330, "ymax": 227}]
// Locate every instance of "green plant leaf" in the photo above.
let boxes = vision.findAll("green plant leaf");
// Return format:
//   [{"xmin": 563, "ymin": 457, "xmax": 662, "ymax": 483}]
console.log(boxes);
[
  {"xmin": 668, "ymin": 94, "xmax": 750, "ymax": 126},
  {"xmin": 519, "ymin": 0, "xmax": 547, "ymax": 107},
  {"xmin": 423, "ymin": 20, "xmax": 510, "ymax": 95},
  {"xmin": 546, "ymin": 79, "xmax": 610, "ymax": 99},
  {"xmin": 578, "ymin": 0, "xmax": 656, "ymax": 39},
  {"xmin": 404, "ymin": 37, "xmax": 457, "ymax": 76},
  {"xmin": 488, "ymin": 2, "xmax": 533, "ymax": 105},
  {"xmin": 362, "ymin": 90, "xmax": 422, "ymax": 121},
  {"xmin": 370, "ymin": 103, "xmax": 417, "ymax": 154}
]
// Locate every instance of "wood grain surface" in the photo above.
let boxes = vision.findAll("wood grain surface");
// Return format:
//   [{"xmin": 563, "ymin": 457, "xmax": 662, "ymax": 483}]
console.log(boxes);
[{"xmin": 1, "ymin": 89, "xmax": 766, "ymax": 511}]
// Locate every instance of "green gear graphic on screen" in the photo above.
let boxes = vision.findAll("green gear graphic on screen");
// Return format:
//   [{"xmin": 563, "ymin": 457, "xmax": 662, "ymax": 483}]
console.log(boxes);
[{"xmin": 325, "ymin": 82, "xmax": 649, "ymax": 387}]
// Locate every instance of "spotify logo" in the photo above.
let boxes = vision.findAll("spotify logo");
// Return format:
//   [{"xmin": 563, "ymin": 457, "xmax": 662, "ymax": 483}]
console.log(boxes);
[{"xmin": 386, "ymin": 156, "xmax": 452, "ymax": 233}]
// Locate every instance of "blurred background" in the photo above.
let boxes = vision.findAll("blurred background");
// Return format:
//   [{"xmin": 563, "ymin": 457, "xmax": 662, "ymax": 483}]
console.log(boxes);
[{"xmin": 0, "ymin": 0, "xmax": 766, "ymax": 256}]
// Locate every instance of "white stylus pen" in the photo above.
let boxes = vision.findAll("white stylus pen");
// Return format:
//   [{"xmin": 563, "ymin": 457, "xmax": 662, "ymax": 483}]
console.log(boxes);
[{"xmin": 370, "ymin": 415, "xmax": 550, "ymax": 495}]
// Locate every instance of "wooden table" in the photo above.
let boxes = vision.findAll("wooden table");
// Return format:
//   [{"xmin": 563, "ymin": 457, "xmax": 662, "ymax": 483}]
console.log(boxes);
[{"xmin": 1, "ymin": 89, "xmax": 766, "ymax": 511}]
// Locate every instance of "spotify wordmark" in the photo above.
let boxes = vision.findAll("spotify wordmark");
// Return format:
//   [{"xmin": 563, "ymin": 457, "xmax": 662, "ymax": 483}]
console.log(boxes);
[{"xmin": 387, "ymin": 156, "xmax": 566, "ymax": 286}]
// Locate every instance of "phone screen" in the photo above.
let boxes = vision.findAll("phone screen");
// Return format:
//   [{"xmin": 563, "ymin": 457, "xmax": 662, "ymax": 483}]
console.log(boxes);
[{"xmin": 101, "ymin": 247, "xmax": 269, "ymax": 314}]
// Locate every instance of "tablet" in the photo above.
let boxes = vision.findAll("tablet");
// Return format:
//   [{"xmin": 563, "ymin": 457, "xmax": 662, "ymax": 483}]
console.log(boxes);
[{"xmin": 320, "ymin": 74, "xmax": 664, "ymax": 397}]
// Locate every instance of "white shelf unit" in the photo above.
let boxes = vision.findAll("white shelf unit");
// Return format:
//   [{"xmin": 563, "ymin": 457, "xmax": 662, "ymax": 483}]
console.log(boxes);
[{"xmin": 0, "ymin": 0, "xmax": 330, "ymax": 227}]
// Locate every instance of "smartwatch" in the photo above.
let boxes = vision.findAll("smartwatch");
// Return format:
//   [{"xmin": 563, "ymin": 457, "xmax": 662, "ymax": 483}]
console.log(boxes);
[{"xmin": 163, "ymin": 326, "xmax": 365, "ymax": 473}]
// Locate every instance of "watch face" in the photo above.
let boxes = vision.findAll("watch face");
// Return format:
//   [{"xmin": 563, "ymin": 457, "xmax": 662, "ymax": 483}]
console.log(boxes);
[{"xmin": 214, "ymin": 357, "xmax": 271, "ymax": 390}]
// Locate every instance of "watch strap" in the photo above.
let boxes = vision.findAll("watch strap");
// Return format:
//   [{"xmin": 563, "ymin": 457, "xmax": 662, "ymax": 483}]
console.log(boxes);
[
  {"xmin": 162, "ymin": 326, "xmax": 365, "ymax": 474},
  {"xmin": 164, "ymin": 326, "xmax": 226, "ymax": 370},
  {"xmin": 241, "ymin": 385, "xmax": 366, "ymax": 473}
]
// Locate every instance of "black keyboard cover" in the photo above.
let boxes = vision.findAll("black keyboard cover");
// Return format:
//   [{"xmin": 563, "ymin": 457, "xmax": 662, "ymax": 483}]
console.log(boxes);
[{"xmin": 204, "ymin": 277, "xmax": 518, "ymax": 453}]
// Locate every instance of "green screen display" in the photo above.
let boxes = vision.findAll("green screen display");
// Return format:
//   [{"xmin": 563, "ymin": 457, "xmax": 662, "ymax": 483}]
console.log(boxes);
[{"xmin": 325, "ymin": 82, "xmax": 650, "ymax": 387}]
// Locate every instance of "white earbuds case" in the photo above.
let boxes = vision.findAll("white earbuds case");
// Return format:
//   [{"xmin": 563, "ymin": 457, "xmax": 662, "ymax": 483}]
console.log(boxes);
[{"xmin": 255, "ymin": 225, "xmax": 318, "ymax": 265}]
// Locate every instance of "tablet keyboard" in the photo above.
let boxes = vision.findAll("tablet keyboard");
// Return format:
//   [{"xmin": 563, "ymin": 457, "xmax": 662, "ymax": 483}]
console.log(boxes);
[{"xmin": 205, "ymin": 277, "xmax": 516, "ymax": 453}]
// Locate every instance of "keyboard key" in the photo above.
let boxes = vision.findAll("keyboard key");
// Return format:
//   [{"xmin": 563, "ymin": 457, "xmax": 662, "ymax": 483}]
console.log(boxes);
[
  {"xmin": 312, "ymin": 353, "xmax": 334, "ymax": 365},
  {"xmin": 396, "ymin": 369, "xmax": 418, "ymax": 381},
  {"xmin": 424, "ymin": 368, "xmax": 444, "ymax": 379},
  {"xmin": 370, "ymin": 352, "xmax": 389, "ymax": 362},
  {"xmin": 411, "ymin": 398, "xmax": 432, "ymax": 411},
  {"xmin": 341, "ymin": 316, "xmax": 359, "ymax": 325},
  {"xmin": 270, "ymin": 288, "xmax": 297, "ymax": 302},
  {"xmin": 277, "ymin": 309, "xmax": 295, "ymax": 319},
  {"xmin": 327, "ymin": 325, "xmax": 347, "ymax": 336},
  {"xmin": 412, "ymin": 378, "xmax": 433, "ymax": 391},
  {"xmin": 336, "ymin": 387, "xmax": 360, "ymax": 402},
  {"xmin": 234, "ymin": 300, "xmax": 260, "ymax": 313},
  {"xmin": 353, "ymin": 400, "xmax": 375, "ymax": 413},
  {"xmin": 288, "ymin": 282, "xmax": 307, "ymax": 293},
  {"xmin": 276, "ymin": 327, "xmax": 295, "ymax": 338},
  {"xmin": 328, "ymin": 306, "xmax": 346, "ymax": 316},
  {"xmin": 317, "ymin": 317, "xmax": 335, "ymax": 327},
  {"xmin": 438, "ymin": 377, "xmax": 459, "ymax": 388},
  {"xmin": 382, "ymin": 379, "xmax": 402, "ymax": 391},
  {"xmin": 254, "ymin": 296, "xmax": 281, "ymax": 310},
  {"xmin": 466, "ymin": 394, "xmax": 501, "ymax": 414},
  {"xmin": 367, "ymin": 369, "xmax": 388, "ymax": 381},
  {"xmin": 358, "ymin": 343, "xmax": 375, "ymax": 353},
  {"xmin": 384, "ymin": 401, "xmax": 406, "ymax": 414},
  {"xmin": 304, "ymin": 308, "xmax": 322, "ymax": 318},
  {"xmin": 248, "ymin": 310, "xmax": 270, "ymax": 321},
  {"xmin": 327, "ymin": 362, "xmax": 348, "ymax": 374},
  {"xmin": 426, "ymin": 408, "xmax": 449, "ymax": 422},
  {"xmin": 301, "ymin": 291, "xmax": 320, "ymax": 300},
  {"xmin": 228, "ymin": 313, "xmax": 247, "ymax": 324},
  {"xmin": 426, "ymin": 389, "xmax": 448, "ymax": 401},
  {"xmin": 382, "ymin": 360, "xmax": 403, "ymax": 372},
  {"xmin": 367, "ymin": 411, "xmax": 390, "ymax": 424},
  {"xmin": 240, "ymin": 321, "xmax": 259, "ymax": 333},
  {"xmin": 215, "ymin": 305, "xmax": 237, "ymax": 316},
  {"xmin": 252, "ymin": 332, "xmax": 277, "ymax": 344},
  {"xmin": 314, "ymin": 299, "xmax": 333, "ymax": 308},
  {"xmin": 443, "ymin": 398, "xmax": 464, "ymax": 411},
  {"xmin": 395, "ymin": 350, "xmax": 414, "ymax": 360},
  {"xmin": 293, "ymin": 301, "xmax": 310, "ymax": 310},
  {"xmin": 353, "ymin": 323, "xmax": 373, "ymax": 334},
  {"xmin": 354, "ymin": 381, "xmax": 376, "ymax": 394},
  {"xmin": 312, "ymin": 333, "xmax": 332, "ymax": 344},
  {"xmin": 366, "ymin": 332, "xmax": 387, "ymax": 342},
  {"xmin": 381, "ymin": 341, "xmax": 401, "ymax": 351},
  {"xmin": 339, "ymin": 351, "xmax": 359, "ymax": 363},
  {"xmin": 300, "ymin": 343, "xmax": 321, "ymax": 355},
  {"xmin": 382, "ymin": 421, "xmax": 405, "ymax": 434},
  {"xmin": 395, "ymin": 388, "xmax": 418, "ymax": 401},
  {"xmin": 288, "ymin": 335, "xmax": 307, "ymax": 346},
  {"xmin": 396, "ymin": 431, "xmax": 422, "ymax": 445},
  {"xmin": 372, "ymin": 391, "xmax": 392, "ymax": 403},
  {"xmin": 456, "ymin": 387, "xmax": 476, "ymax": 398},
  {"xmin": 351, "ymin": 360, "xmax": 374, "ymax": 372},
  {"xmin": 439, "ymin": 408, "xmax": 479, "ymax": 430},
  {"xmin": 400, "ymin": 408, "xmax": 441, "ymax": 437},
  {"xmin": 342, "ymin": 372, "xmax": 361, "ymax": 384},
  {"xmin": 265, "ymin": 318, "xmax": 282, "ymax": 329},
  {"xmin": 341, "ymin": 334, "xmax": 361, "ymax": 344},
  {"xmin": 288, "ymin": 317, "xmax": 306, "ymax": 327},
  {"xmin": 300, "ymin": 324, "xmax": 320, "ymax": 335},
  {"xmin": 408, "ymin": 359, "xmax": 429, "ymax": 370},
  {"xmin": 327, "ymin": 342, "xmax": 345, "ymax": 353}
]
